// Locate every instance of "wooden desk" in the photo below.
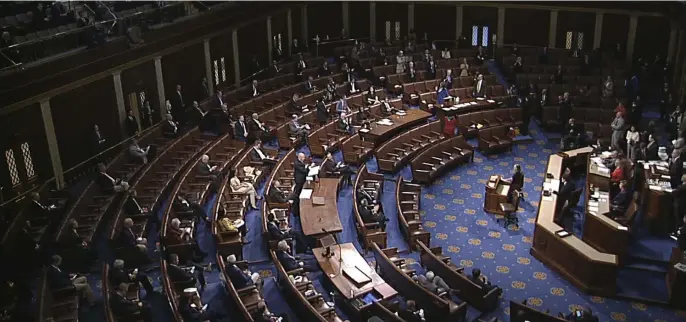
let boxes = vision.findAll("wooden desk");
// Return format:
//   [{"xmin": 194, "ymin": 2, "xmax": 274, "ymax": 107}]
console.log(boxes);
[
  {"xmin": 314, "ymin": 243, "xmax": 398, "ymax": 301},
  {"xmin": 484, "ymin": 175, "xmax": 510, "ymax": 215},
  {"xmin": 639, "ymin": 162, "xmax": 674, "ymax": 233},
  {"xmin": 583, "ymin": 154, "xmax": 629, "ymax": 258},
  {"xmin": 532, "ymin": 147, "xmax": 618, "ymax": 296},
  {"xmin": 300, "ymin": 178, "xmax": 343, "ymax": 236},
  {"xmin": 362, "ymin": 109, "xmax": 431, "ymax": 144},
  {"xmin": 434, "ymin": 98, "xmax": 500, "ymax": 117}
]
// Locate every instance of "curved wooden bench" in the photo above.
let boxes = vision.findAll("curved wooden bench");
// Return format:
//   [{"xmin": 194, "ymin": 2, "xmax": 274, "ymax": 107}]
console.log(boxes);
[
  {"xmin": 160, "ymin": 259, "xmax": 185, "ymax": 322},
  {"xmin": 368, "ymin": 301, "xmax": 407, "ymax": 322},
  {"xmin": 103, "ymin": 263, "xmax": 144, "ymax": 322},
  {"xmin": 509, "ymin": 300, "xmax": 566, "ymax": 322},
  {"xmin": 211, "ymin": 173, "xmax": 246, "ymax": 259},
  {"xmin": 340, "ymin": 133, "xmax": 374, "ymax": 166},
  {"xmin": 456, "ymin": 108, "xmax": 523, "ymax": 139},
  {"xmin": 262, "ymin": 149, "xmax": 296, "ymax": 250},
  {"xmin": 376, "ymin": 120, "xmax": 445, "ymax": 173},
  {"xmin": 477, "ymin": 126, "xmax": 514, "ymax": 155},
  {"xmin": 411, "ymin": 135, "xmax": 473, "ymax": 184},
  {"xmin": 352, "ymin": 164, "xmax": 387, "ymax": 251},
  {"xmin": 36, "ymin": 267, "xmax": 80, "ymax": 322},
  {"xmin": 54, "ymin": 125, "xmax": 167, "ymax": 249},
  {"xmin": 417, "ymin": 241, "xmax": 499, "ymax": 313},
  {"xmin": 216, "ymin": 254, "xmax": 262, "ymax": 322},
  {"xmin": 270, "ymin": 250, "xmax": 344, "ymax": 322},
  {"xmin": 395, "ymin": 177, "xmax": 430, "ymax": 250},
  {"xmin": 371, "ymin": 242, "xmax": 467, "ymax": 321}
]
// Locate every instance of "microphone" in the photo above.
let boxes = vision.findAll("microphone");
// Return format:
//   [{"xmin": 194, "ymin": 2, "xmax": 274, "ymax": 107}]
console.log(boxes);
[
  {"xmin": 321, "ymin": 228, "xmax": 333, "ymax": 258},
  {"xmin": 321, "ymin": 228, "xmax": 344, "ymax": 278}
]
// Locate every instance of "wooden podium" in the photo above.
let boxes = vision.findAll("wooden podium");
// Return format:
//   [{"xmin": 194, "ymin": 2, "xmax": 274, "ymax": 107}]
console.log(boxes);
[{"xmin": 484, "ymin": 175, "xmax": 510, "ymax": 215}]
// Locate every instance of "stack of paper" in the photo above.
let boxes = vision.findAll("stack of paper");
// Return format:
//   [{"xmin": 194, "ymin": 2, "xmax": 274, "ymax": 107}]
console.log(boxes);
[
  {"xmin": 487, "ymin": 100, "xmax": 496, "ymax": 103},
  {"xmin": 299, "ymin": 189, "xmax": 313, "ymax": 199},
  {"xmin": 308, "ymin": 166, "xmax": 320, "ymax": 177}
]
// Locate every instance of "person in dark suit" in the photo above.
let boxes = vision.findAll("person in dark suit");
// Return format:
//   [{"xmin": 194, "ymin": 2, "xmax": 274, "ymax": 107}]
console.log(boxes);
[
  {"xmin": 645, "ymin": 135, "xmax": 659, "ymax": 161},
  {"xmin": 188, "ymin": 101, "xmax": 207, "ymax": 127},
  {"xmin": 671, "ymin": 175, "xmax": 686, "ymax": 237},
  {"xmin": 163, "ymin": 113, "xmax": 179, "ymax": 138},
  {"xmin": 320, "ymin": 151, "xmax": 353, "ymax": 186},
  {"xmin": 554, "ymin": 65, "xmax": 565, "ymax": 84},
  {"xmin": 427, "ymin": 56, "xmax": 437, "ymax": 79},
  {"xmin": 47, "ymin": 255, "xmax": 96, "ymax": 306},
  {"xmin": 171, "ymin": 84, "xmax": 186, "ymax": 124},
  {"xmin": 398, "ymin": 300, "xmax": 423, "ymax": 322},
  {"xmin": 295, "ymin": 53, "xmax": 307, "ymax": 81},
  {"xmin": 293, "ymin": 152, "xmax": 311, "ymax": 196},
  {"xmin": 167, "ymin": 253, "xmax": 207, "ymax": 290},
  {"xmin": 275, "ymin": 240, "xmax": 317, "ymax": 272},
  {"xmin": 268, "ymin": 180, "xmax": 292, "ymax": 204},
  {"xmin": 473, "ymin": 74, "xmax": 486, "ymax": 98},
  {"xmin": 27, "ymin": 192, "xmax": 53, "ymax": 224},
  {"xmin": 508, "ymin": 164, "xmax": 524, "ymax": 192},
  {"xmin": 318, "ymin": 61, "xmax": 331, "ymax": 78},
  {"xmin": 669, "ymin": 150, "xmax": 683, "ymax": 189},
  {"xmin": 266, "ymin": 212, "xmax": 310, "ymax": 253},
  {"xmin": 337, "ymin": 112, "xmax": 352, "ymax": 133},
  {"xmin": 119, "ymin": 217, "xmax": 149, "ymax": 255},
  {"xmin": 380, "ymin": 97, "xmax": 397, "ymax": 116},
  {"xmin": 610, "ymin": 180, "xmax": 631, "ymax": 213},
  {"xmin": 305, "ymin": 76, "xmax": 316, "ymax": 93},
  {"xmin": 250, "ymin": 140, "xmax": 277, "ymax": 167},
  {"xmin": 539, "ymin": 46, "xmax": 549, "ymax": 64},
  {"xmin": 64, "ymin": 219, "xmax": 96, "ymax": 271},
  {"xmin": 558, "ymin": 92, "xmax": 572, "ymax": 127},
  {"xmin": 234, "ymin": 115, "xmax": 248, "ymax": 142},
  {"xmin": 475, "ymin": 46, "xmax": 486, "ymax": 65},
  {"xmin": 167, "ymin": 218, "xmax": 208, "ymax": 261},
  {"xmin": 110, "ymin": 259, "xmax": 154, "ymax": 294},
  {"xmin": 248, "ymin": 113, "xmax": 273, "ymax": 144},
  {"xmin": 250, "ymin": 80, "xmax": 260, "ymax": 97},
  {"xmin": 90, "ymin": 124, "xmax": 107, "ymax": 156},
  {"xmin": 197, "ymin": 154, "xmax": 221, "ymax": 178},
  {"xmin": 225, "ymin": 254, "xmax": 262, "ymax": 290},
  {"xmin": 124, "ymin": 189, "xmax": 160, "ymax": 231},
  {"xmin": 125, "ymin": 110, "xmax": 139, "ymax": 138},
  {"xmin": 358, "ymin": 198, "xmax": 387, "ymax": 230},
  {"xmin": 315, "ymin": 97, "xmax": 329, "ymax": 125},
  {"xmin": 211, "ymin": 89, "xmax": 224, "ymax": 111},
  {"xmin": 557, "ymin": 169, "xmax": 575, "ymax": 211},
  {"xmin": 111, "ymin": 282, "xmax": 152, "ymax": 322},
  {"xmin": 97, "ymin": 163, "xmax": 130, "ymax": 193}
]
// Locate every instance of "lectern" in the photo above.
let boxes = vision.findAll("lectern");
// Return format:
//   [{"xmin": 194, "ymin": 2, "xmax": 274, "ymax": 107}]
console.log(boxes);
[{"xmin": 484, "ymin": 175, "xmax": 510, "ymax": 215}]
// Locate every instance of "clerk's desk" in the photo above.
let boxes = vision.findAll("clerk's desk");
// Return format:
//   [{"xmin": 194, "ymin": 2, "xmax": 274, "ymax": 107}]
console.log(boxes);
[
  {"xmin": 583, "ymin": 154, "xmax": 631, "ymax": 260},
  {"xmin": 639, "ymin": 161, "xmax": 682, "ymax": 233},
  {"xmin": 531, "ymin": 147, "xmax": 618, "ymax": 296},
  {"xmin": 484, "ymin": 175, "xmax": 510, "ymax": 215}
]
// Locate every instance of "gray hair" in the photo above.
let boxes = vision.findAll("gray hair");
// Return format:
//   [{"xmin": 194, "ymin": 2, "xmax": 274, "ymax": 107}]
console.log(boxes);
[
  {"xmin": 113, "ymin": 259, "xmax": 125, "ymax": 269},
  {"xmin": 277, "ymin": 240, "xmax": 289, "ymax": 251},
  {"xmin": 171, "ymin": 218, "xmax": 181, "ymax": 228}
]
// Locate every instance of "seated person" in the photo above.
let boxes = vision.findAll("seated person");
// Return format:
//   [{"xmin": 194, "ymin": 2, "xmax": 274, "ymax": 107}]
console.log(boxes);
[
  {"xmin": 128, "ymin": 138, "xmax": 150, "ymax": 164},
  {"xmin": 251, "ymin": 80, "xmax": 260, "ymax": 97},
  {"xmin": 47, "ymin": 255, "xmax": 96, "ymax": 307},
  {"xmin": 167, "ymin": 253, "xmax": 208, "ymax": 291},
  {"xmin": 412, "ymin": 271, "xmax": 456, "ymax": 296},
  {"xmin": 64, "ymin": 219, "xmax": 96, "ymax": 271},
  {"xmin": 97, "ymin": 162, "xmax": 130, "ymax": 193},
  {"xmin": 355, "ymin": 105, "xmax": 372, "ymax": 129},
  {"xmin": 248, "ymin": 113, "xmax": 273, "ymax": 143},
  {"xmin": 266, "ymin": 212, "xmax": 310, "ymax": 253},
  {"xmin": 167, "ymin": 218, "xmax": 208, "ymax": 261},
  {"xmin": 564, "ymin": 307, "xmax": 599, "ymax": 322},
  {"xmin": 398, "ymin": 300, "xmax": 424, "ymax": 322},
  {"xmin": 268, "ymin": 180, "xmax": 293, "ymax": 204},
  {"xmin": 315, "ymin": 98, "xmax": 329, "ymax": 125},
  {"xmin": 366, "ymin": 85, "xmax": 380, "ymax": 105},
  {"xmin": 225, "ymin": 254, "xmax": 262, "ymax": 290},
  {"xmin": 275, "ymin": 240, "xmax": 318, "ymax": 272},
  {"xmin": 338, "ymin": 112, "xmax": 352, "ymax": 133},
  {"xmin": 358, "ymin": 198, "xmax": 387, "ymax": 230},
  {"xmin": 250, "ymin": 140, "xmax": 277, "ymax": 166},
  {"xmin": 336, "ymin": 95, "xmax": 352, "ymax": 115},
  {"xmin": 320, "ymin": 151, "xmax": 354, "ymax": 186},
  {"xmin": 163, "ymin": 113, "xmax": 179, "ymax": 138},
  {"xmin": 216, "ymin": 205, "xmax": 248, "ymax": 243},
  {"xmin": 288, "ymin": 114, "xmax": 311, "ymax": 139},
  {"xmin": 251, "ymin": 300, "xmax": 290, "ymax": 322},
  {"xmin": 610, "ymin": 180, "xmax": 631, "ymax": 218},
  {"xmin": 179, "ymin": 288, "xmax": 223, "ymax": 322},
  {"xmin": 188, "ymin": 101, "xmax": 207, "ymax": 127},
  {"xmin": 197, "ymin": 154, "xmax": 222, "ymax": 177},
  {"xmin": 563, "ymin": 118, "xmax": 584, "ymax": 149},
  {"xmin": 234, "ymin": 115, "xmax": 249, "ymax": 141},
  {"xmin": 468, "ymin": 268, "xmax": 502, "ymax": 295},
  {"xmin": 305, "ymin": 76, "xmax": 316, "ymax": 93},
  {"xmin": 288, "ymin": 93, "xmax": 309, "ymax": 114},
  {"xmin": 512, "ymin": 56, "xmax": 523, "ymax": 74},
  {"xmin": 110, "ymin": 259, "xmax": 154, "ymax": 294},
  {"xmin": 119, "ymin": 217, "xmax": 149, "ymax": 254},
  {"xmin": 111, "ymin": 282, "xmax": 152, "ymax": 322},
  {"xmin": 125, "ymin": 189, "xmax": 160, "ymax": 230},
  {"xmin": 380, "ymin": 97, "xmax": 398, "ymax": 116},
  {"xmin": 356, "ymin": 183, "xmax": 378, "ymax": 205},
  {"xmin": 229, "ymin": 169, "xmax": 260, "ymax": 210},
  {"xmin": 348, "ymin": 76, "xmax": 361, "ymax": 95}
]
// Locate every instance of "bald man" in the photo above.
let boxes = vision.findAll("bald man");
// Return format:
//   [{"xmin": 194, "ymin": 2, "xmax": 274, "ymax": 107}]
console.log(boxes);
[{"xmin": 293, "ymin": 153, "xmax": 311, "ymax": 196}]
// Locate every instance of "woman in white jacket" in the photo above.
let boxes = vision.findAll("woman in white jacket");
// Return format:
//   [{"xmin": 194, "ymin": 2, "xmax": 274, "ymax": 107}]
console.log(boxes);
[{"xmin": 625, "ymin": 125, "xmax": 639, "ymax": 160}]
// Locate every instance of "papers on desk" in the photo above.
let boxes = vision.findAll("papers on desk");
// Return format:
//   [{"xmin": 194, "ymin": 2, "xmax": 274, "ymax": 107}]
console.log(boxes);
[
  {"xmin": 591, "ymin": 191, "xmax": 600, "ymax": 199},
  {"xmin": 376, "ymin": 119, "xmax": 393, "ymax": 126},
  {"xmin": 601, "ymin": 151, "xmax": 613, "ymax": 158},
  {"xmin": 656, "ymin": 166, "xmax": 669, "ymax": 172},
  {"xmin": 476, "ymin": 97, "xmax": 485, "ymax": 100},
  {"xmin": 542, "ymin": 179, "xmax": 560, "ymax": 192},
  {"xmin": 649, "ymin": 185, "xmax": 664, "ymax": 192},
  {"xmin": 299, "ymin": 189, "xmax": 313, "ymax": 199},
  {"xmin": 588, "ymin": 200, "xmax": 599, "ymax": 207},
  {"xmin": 588, "ymin": 206, "xmax": 599, "ymax": 213},
  {"xmin": 487, "ymin": 99, "xmax": 496, "ymax": 103},
  {"xmin": 233, "ymin": 219, "xmax": 245, "ymax": 228},
  {"xmin": 359, "ymin": 128, "xmax": 370, "ymax": 133},
  {"xmin": 308, "ymin": 166, "xmax": 320, "ymax": 177},
  {"xmin": 396, "ymin": 110, "xmax": 407, "ymax": 116},
  {"xmin": 661, "ymin": 175, "xmax": 671, "ymax": 180}
]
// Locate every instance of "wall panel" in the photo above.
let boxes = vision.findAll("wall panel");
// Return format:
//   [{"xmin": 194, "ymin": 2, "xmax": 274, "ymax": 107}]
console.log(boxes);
[
  {"xmin": 635, "ymin": 16, "xmax": 670, "ymax": 59},
  {"xmin": 461, "ymin": 6, "xmax": 498, "ymax": 45},
  {"xmin": 349, "ymin": 2, "xmax": 370, "ymax": 39},
  {"xmin": 307, "ymin": 2, "xmax": 342, "ymax": 41},
  {"xmin": 161, "ymin": 43, "xmax": 205, "ymax": 104},
  {"xmin": 601, "ymin": 14, "xmax": 630, "ymax": 52},
  {"xmin": 415, "ymin": 4, "xmax": 454, "ymax": 42},
  {"xmin": 51, "ymin": 77, "xmax": 119, "ymax": 170},
  {"xmin": 237, "ymin": 20, "xmax": 268, "ymax": 84},
  {"xmin": 504, "ymin": 8, "xmax": 549, "ymax": 47},
  {"xmin": 121, "ymin": 61, "xmax": 159, "ymax": 123},
  {"xmin": 209, "ymin": 31, "xmax": 235, "ymax": 88},
  {"xmin": 376, "ymin": 2, "xmax": 408, "ymax": 42},
  {"xmin": 272, "ymin": 11, "xmax": 288, "ymax": 59},
  {"xmin": 556, "ymin": 11, "xmax": 595, "ymax": 50},
  {"xmin": 292, "ymin": 6, "xmax": 302, "ymax": 44}
]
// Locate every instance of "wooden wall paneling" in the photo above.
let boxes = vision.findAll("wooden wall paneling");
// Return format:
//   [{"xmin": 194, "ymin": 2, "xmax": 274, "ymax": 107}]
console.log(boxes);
[
  {"xmin": 634, "ymin": 16, "xmax": 671, "ymax": 59},
  {"xmin": 307, "ymin": 2, "xmax": 343, "ymax": 41},
  {"xmin": 601, "ymin": 14, "xmax": 630, "ymax": 52},
  {"xmin": 121, "ymin": 61, "xmax": 159, "ymax": 123},
  {"xmin": 415, "ymin": 3, "xmax": 454, "ymax": 42},
  {"xmin": 0, "ymin": 103, "xmax": 51, "ymax": 192},
  {"xmin": 161, "ymin": 43, "xmax": 206, "ymax": 105},
  {"xmin": 209, "ymin": 31, "xmax": 235, "ymax": 88},
  {"xmin": 349, "ymin": 2, "xmax": 370, "ymax": 40},
  {"xmin": 556, "ymin": 11, "xmax": 595, "ymax": 50},
  {"xmin": 238, "ymin": 20, "xmax": 268, "ymax": 82},
  {"xmin": 376, "ymin": 2, "xmax": 408, "ymax": 42},
  {"xmin": 461, "ymin": 6, "xmax": 498, "ymax": 45},
  {"xmin": 51, "ymin": 77, "xmax": 119, "ymax": 170},
  {"xmin": 291, "ymin": 6, "xmax": 302, "ymax": 45},
  {"xmin": 272, "ymin": 11, "xmax": 289, "ymax": 49},
  {"xmin": 504, "ymin": 8, "xmax": 550, "ymax": 47}
]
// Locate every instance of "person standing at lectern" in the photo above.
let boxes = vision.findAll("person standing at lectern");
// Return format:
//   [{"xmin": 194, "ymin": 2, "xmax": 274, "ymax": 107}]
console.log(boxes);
[{"xmin": 508, "ymin": 164, "xmax": 524, "ymax": 192}]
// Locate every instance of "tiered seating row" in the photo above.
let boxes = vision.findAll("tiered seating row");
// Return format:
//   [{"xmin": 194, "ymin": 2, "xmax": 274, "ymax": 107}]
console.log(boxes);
[
  {"xmin": 395, "ymin": 177, "xmax": 430, "ymax": 251},
  {"xmin": 456, "ymin": 108, "xmax": 523, "ymax": 139},
  {"xmin": 411, "ymin": 135, "xmax": 474, "ymax": 184},
  {"xmin": 376, "ymin": 121, "xmax": 445, "ymax": 173},
  {"xmin": 352, "ymin": 164, "xmax": 387, "ymax": 251}
]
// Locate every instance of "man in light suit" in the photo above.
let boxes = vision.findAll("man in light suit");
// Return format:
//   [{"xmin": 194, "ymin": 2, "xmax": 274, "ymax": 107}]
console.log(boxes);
[
  {"xmin": 288, "ymin": 114, "xmax": 310, "ymax": 139},
  {"xmin": 473, "ymin": 74, "xmax": 486, "ymax": 98},
  {"xmin": 293, "ymin": 152, "xmax": 311, "ymax": 196},
  {"xmin": 251, "ymin": 80, "xmax": 260, "ymax": 97},
  {"xmin": 128, "ymin": 138, "xmax": 150, "ymax": 164},
  {"xmin": 234, "ymin": 115, "xmax": 248, "ymax": 142}
]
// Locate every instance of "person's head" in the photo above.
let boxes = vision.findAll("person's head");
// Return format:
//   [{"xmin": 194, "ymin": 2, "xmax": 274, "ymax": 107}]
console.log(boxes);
[
  {"xmin": 254, "ymin": 140, "xmax": 262, "ymax": 148},
  {"xmin": 425, "ymin": 271, "xmax": 435, "ymax": 280},
  {"xmin": 251, "ymin": 113, "xmax": 259, "ymax": 120},
  {"xmin": 130, "ymin": 137, "xmax": 139, "ymax": 146},
  {"xmin": 201, "ymin": 154, "xmax": 209, "ymax": 163},
  {"xmin": 171, "ymin": 218, "xmax": 181, "ymax": 229},
  {"xmin": 630, "ymin": 125, "xmax": 636, "ymax": 132},
  {"xmin": 398, "ymin": 50, "xmax": 404, "ymax": 56},
  {"xmin": 360, "ymin": 198, "xmax": 368, "ymax": 206},
  {"xmin": 52, "ymin": 254, "xmax": 62, "ymax": 266},
  {"xmin": 563, "ymin": 92, "xmax": 569, "ymax": 99},
  {"xmin": 477, "ymin": 74, "xmax": 483, "ymax": 81},
  {"xmin": 569, "ymin": 118, "xmax": 575, "ymax": 125},
  {"xmin": 649, "ymin": 134, "xmax": 655, "ymax": 142},
  {"xmin": 277, "ymin": 240, "xmax": 290, "ymax": 252},
  {"xmin": 514, "ymin": 164, "xmax": 521, "ymax": 173},
  {"xmin": 113, "ymin": 259, "xmax": 125, "ymax": 269},
  {"xmin": 127, "ymin": 109, "xmax": 133, "ymax": 117},
  {"xmin": 267, "ymin": 212, "xmax": 276, "ymax": 222},
  {"xmin": 97, "ymin": 162, "xmax": 106, "ymax": 173},
  {"xmin": 273, "ymin": 180, "xmax": 281, "ymax": 188},
  {"xmin": 252, "ymin": 80, "xmax": 258, "ymax": 86},
  {"xmin": 447, "ymin": 69, "xmax": 452, "ymax": 76},
  {"xmin": 176, "ymin": 84, "xmax": 181, "ymax": 91},
  {"xmin": 472, "ymin": 268, "xmax": 481, "ymax": 278},
  {"xmin": 557, "ymin": 64, "xmax": 562, "ymax": 70},
  {"xmin": 406, "ymin": 300, "xmax": 416, "ymax": 310},
  {"xmin": 227, "ymin": 254, "xmax": 237, "ymax": 265},
  {"xmin": 238, "ymin": 115, "xmax": 244, "ymax": 122},
  {"xmin": 297, "ymin": 152, "xmax": 306, "ymax": 162},
  {"xmin": 93, "ymin": 124, "xmax": 99, "ymax": 131},
  {"xmin": 291, "ymin": 114, "xmax": 298, "ymax": 121},
  {"xmin": 340, "ymin": 112, "xmax": 347, "ymax": 119},
  {"xmin": 68, "ymin": 219, "xmax": 78, "ymax": 229},
  {"xmin": 408, "ymin": 61, "xmax": 414, "ymax": 68},
  {"xmin": 124, "ymin": 218, "xmax": 134, "ymax": 228},
  {"xmin": 118, "ymin": 282, "xmax": 128, "ymax": 294},
  {"xmin": 619, "ymin": 180, "xmax": 628, "ymax": 190},
  {"xmin": 169, "ymin": 253, "xmax": 179, "ymax": 265},
  {"xmin": 563, "ymin": 168, "xmax": 571, "ymax": 179}
]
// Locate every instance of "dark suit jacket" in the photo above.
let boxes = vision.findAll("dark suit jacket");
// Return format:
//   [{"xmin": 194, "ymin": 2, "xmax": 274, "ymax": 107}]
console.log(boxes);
[
  {"xmin": 268, "ymin": 187, "xmax": 289, "ymax": 204},
  {"xmin": 247, "ymin": 120, "xmax": 264, "ymax": 141},
  {"xmin": 646, "ymin": 142, "xmax": 659, "ymax": 160},
  {"xmin": 305, "ymin": 81, "xmax": 315, "ymax": 93},
  {"xmin": 110, "ymin": 267, "xmax": 133, "ymax": 286},
  {"xmin": 558, "ymin": 180, "xmax": 575, "ymax": 204},
  {"xmin": 163, "ymin": 121, "xmax": 178, "ymax": 137},
  {"xmin": 250, "ymin": 147, "xmax": 267, "ymax": 162},
  {"xmin": 47, "ymin": 265, "xmax": 72, "ymax": 290},
  {"xmin": 276, "ymin": 250, "xmax": 299, "ymax": 271},
  {"xmin": 407, "ymin": 69, "xmax": 417, "ymax": 82},
  {"xmin": 612, "ymin": 190, "xmax": 631, "ymax": 208},
  {"xmin": 64, "ymin": 229, "xmax": 84, "ymax": 249},
  {"xmin": 318, "ymin": 66, "xmax": 331, "ymax": 77},
  {"xmin": 28, "ymin": 200, "xmax": 48, "ymax": 219},
  {"xmin": 125, "ymin": 196, "xmax": 144, "ymax": 215},
  {"xmin": 473, "ymin": 80, "xmax": 486, "ymax": 97},
  {"xmin": 235, "ymin": 121, "xmax": 248, "ymax": 140},
  {"xmin": 358, "ymin": 205, "xmax": 379, "ymax": 223},
  {"xmin": 180, "ymin": 300, "xmax": 212, "ymax": 322},
  {"xmin": 110, "ymin": 292, "xmax": 140, "ymax": 318},
  {"xmin": 511, "ymin": 172, "xmax": 524, "ymax": 191},
  {"xmin": 316, "ymin": 101, "xmax": 328, "ymax": 123},
  {"xmin": 166, "ymin": 227, "xmax": 185, "ymax": 246},
  {"xmin": 119, "ymin": 228, "xmax": 138, "ymax": 248},
  {"xmin": 196, "ymin": 162, "xmax": 213, "ymax": 176},
  {"xmin": 125, "ymin": 116, "xmax": 138, "ymax": 137},
  {"xmin": 337, "ymin": 119, "xmax": 351, "ymax": 132},
  {"xmin": 670, "ymin": 157, "xmax": 683, "ymax": 188},
  {"xmin": 226, "ymin": 264, "xmax": 252, "ymax": 289},
  {"xmin": 211, "ymin": 95, "xmax": 224, "ymax": 111},
  {"xmin": 294, "ymin": 160, "xmax": 308, "ymax": 184},
  {"xmin": 267, "ymin": 221, "xmax": 288, "ymax": 240},
  {"xmin": 96, "ymin": 172, "xmax": 116, "ymax": 193},
  {"xmin": 168, "ymin": 263, "xmax": 194, "ymax": 283}
]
